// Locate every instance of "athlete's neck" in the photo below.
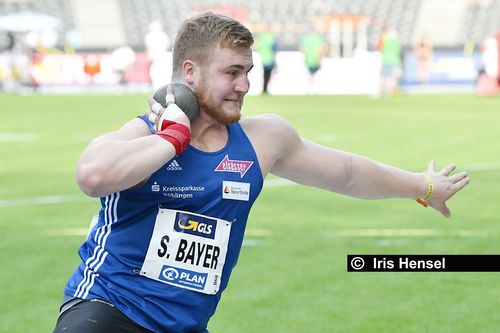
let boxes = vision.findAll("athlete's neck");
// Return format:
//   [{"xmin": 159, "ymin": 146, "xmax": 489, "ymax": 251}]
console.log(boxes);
[{"xmin": 190, "ymin": 112, "xmax": 229, "ymax": 152}]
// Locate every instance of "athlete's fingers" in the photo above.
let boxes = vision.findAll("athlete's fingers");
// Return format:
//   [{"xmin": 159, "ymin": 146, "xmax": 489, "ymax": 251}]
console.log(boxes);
[
  {"xmin": 449, "ymin": 171, "xmax": 468, "ymax": 183},
  {"xmin": 439, "ymin": 164, "xmax": 456, "ymax": 176},
  {"xmin": 452, "ymin": 176, "xmax": 470, "ymax": 192},
  {"xmin": 439, "ymin": 203, "xmax": 451, "ymax": 218},
  {"xmin": 151, "ymin": 102, "xmax": 162, "ymax": 114},
  {"xmin": 165, "ymin": 84, "xmax": 175, "ymax": 106},
  {"xmin": 427, "ymin": 160, "xmax": 436, "ymax": 172},
  {"xmin": 147, "ymin": 96, "xmax": 156, "ymax": 107},
  {"xmin": 146, "ymin": 109, "xmax": 156, "ymax": 123}
]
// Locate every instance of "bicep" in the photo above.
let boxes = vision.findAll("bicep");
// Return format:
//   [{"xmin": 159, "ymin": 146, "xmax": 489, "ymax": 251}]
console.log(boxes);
[{"xmin": 270, "ymin": 133, "xmax": 354, "ymax": 192}]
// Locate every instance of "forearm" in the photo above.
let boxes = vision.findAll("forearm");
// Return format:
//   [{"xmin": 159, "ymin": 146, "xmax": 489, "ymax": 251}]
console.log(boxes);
[
  {"xmin": 89, "ymin": 118, "xmax": 151, "ymax": 145},
  {"xmin": 77, "ymin": 135, "xmax": 175, "ymax": 197},
  {"xmin": 342, "ymin": 154, "xmax": 427, "ymax": 199}
]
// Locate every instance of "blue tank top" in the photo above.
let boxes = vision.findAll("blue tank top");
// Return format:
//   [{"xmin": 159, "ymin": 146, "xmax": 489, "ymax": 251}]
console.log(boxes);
[{"xmin": 64, "ymin": 120, "xmax": 263, "ymax": 332}]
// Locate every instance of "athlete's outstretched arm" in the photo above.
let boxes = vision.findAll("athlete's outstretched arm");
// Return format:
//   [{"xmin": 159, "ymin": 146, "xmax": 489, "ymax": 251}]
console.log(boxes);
[{"xmin": 269, "ymin": 116, "xmax": 469, "ymax": 217}]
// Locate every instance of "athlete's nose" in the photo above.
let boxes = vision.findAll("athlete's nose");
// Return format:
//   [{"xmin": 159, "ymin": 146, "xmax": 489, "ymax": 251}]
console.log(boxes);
[{"xmin": 234, "ymin": 75, "xmax": 249, "ymax": 94}]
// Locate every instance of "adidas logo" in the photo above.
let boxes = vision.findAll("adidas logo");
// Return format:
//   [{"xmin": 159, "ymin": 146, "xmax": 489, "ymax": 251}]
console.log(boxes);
[{"xmin": 167, "ymin": 159, "xmax": 182, "ymax": 171}]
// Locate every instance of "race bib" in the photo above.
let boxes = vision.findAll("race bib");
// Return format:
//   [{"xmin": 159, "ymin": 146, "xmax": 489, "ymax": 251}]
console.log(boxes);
[{"xmin": 140, "ymin": 209, "xmax": 232, "ymax": 295}]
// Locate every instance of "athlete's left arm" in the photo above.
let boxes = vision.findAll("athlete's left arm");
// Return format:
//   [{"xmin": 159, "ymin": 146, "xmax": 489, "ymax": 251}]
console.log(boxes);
[{"xmin": 268, "ymin": 116, "xmax": 469, "ymax": 217}]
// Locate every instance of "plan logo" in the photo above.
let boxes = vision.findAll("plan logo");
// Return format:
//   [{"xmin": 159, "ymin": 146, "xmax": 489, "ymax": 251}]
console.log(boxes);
[{"xmin": 159, "ymin": 265, "xmax": 207, "ymax": 291}]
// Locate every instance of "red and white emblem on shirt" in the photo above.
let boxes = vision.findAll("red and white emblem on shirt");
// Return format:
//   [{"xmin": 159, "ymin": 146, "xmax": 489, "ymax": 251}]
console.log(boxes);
[{"xmin": 214, "ymin": 155, "xmax": 253, "ymax": 178}]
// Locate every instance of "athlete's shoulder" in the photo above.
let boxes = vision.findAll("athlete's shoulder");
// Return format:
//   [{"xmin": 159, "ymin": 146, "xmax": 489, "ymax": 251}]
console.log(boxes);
[
  {"xmin": 239, "ymin": 114, "xmax": 301, "ymax": 164},
  {"xmin": 239, "ymin": 114, "xmax": 297, "ymax": 137}
]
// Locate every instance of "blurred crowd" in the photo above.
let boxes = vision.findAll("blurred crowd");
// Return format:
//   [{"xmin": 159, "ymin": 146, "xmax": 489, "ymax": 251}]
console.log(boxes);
[{"xmin": 0, "ymin": 9, "xmax": 499, "ymax": 96}]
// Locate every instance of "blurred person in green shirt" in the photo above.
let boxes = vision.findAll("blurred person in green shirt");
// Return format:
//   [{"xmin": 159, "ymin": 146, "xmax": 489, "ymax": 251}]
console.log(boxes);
[
  {"xmin": 377, "ymin": 26, "xmax": 402, "ymax": 97},
  {"xmin": 301, "ymin": 27, "xmax": 327, "ymax": 91},
  {"xmin": 255, "ymin": 25, "xmax": 278, "ymax": 94}
]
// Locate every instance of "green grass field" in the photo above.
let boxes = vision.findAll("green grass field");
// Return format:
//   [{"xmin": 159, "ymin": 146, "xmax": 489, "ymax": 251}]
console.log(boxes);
[{"xmin": 1, "ymin": 92, "xmax": 499, "ymax": 332}]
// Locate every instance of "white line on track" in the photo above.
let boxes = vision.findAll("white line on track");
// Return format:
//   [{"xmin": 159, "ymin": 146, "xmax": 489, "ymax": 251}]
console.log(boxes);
[
  {"xmin": 264, "ymin": 178, "xmax": 298, "ymax": 188},
  {"xmin": 464, "ymin": 162, "xmax": 500, "ymax": 172},
  {"xmin": 47, "ymin": 227, "xmax": 488, "ymax": 238},
  {"xmin": 43, "ymin": 227, "xmax": 271, "ymax": 239},
  {"xmin": 43, "ymin": 228, "xmax": 90, "ymax": 236},
  {"xmin": 0, "ymin": 195, "xmax": 90, "ymax": 208},
  {"xmin": 242, "ymin": 239, "xmax": 260, "ymax": 247},
  {"xmin": 245, "ymin": 228, "xmax": 272, "ymax": 237},
  {"xmin": 0, "ymin": 132, "xmax": 39, "ymax": 141},
  {"xmin": 329, "ymin": 229, "xmax": 494, "ymax": 238}
]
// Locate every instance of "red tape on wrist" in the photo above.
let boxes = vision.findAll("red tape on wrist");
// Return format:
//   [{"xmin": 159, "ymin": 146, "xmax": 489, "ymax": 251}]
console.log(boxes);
[
  {"xmin": 156, "ymin": 123, "xmax": 191, "ymax": 156},
  {"xmin": 158, "ymin": 119, "xmax": 176, "ymax": 131}
]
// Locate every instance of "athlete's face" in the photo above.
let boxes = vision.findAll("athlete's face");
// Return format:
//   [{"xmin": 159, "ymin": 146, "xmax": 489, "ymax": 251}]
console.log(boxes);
[{"xmin": 195, "ymin": 46, "xmax": 253, "ymax": 125}]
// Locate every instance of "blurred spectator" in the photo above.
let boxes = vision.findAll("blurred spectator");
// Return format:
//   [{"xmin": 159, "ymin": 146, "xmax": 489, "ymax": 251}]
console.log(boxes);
[
  {"xmin": 145, "ymin": 21, "xmax": 171, "ymax": 87},
  {"xmin": 6, "ymin": 31, "xmax": 15, "ymax": 51},
  {"xmin": 12, "ymin": 32, "xmax": 33, "ymax": 89},
  {"xmin": 145, "ymin": 21, "xmax": 171, "ymax": 59},
  {"xmin": 480, "ymin": 36, "xmax": 498, "ymax": 79},
  {"xmin": 111, "ymin": 45, "xmax": 136, "ymax": 86},
  {"xmin": 414, "ymin": 35, "xmax": 433, "ymax": 84},
  {"xmin": 476, "ymin": 33, "xmax": 499, "ymax": 96},
  {"xmin": 300, "ymin": 25, "xmax": 327, "ymax": 91},
  {"xmin": 0, "ymin": 32, "xmax": 16, "ymax": 90},
  {"xmin": 377, "ymin": 26, "xmax": 402, "ymax": 97},
  {"xmin": 255, "ymin": 25, "xmax": 277, "ymax": 94},
  {"xmin": 84, "ymin": 54, "xmax": 101, "ymax": 84},
  {"xmin": 64, "ymin": 29, "xmax": 83, "ymax": 53},
  {"xmin": 496, "ymin": 30, "xmax": 500, "ymax": 86}
]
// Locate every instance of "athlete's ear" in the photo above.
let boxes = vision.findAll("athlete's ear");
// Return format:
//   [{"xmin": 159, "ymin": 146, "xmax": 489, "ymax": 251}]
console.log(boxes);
[{"xmin": 182, "ymin": 60, "xmax": 199, "ymax": 85}]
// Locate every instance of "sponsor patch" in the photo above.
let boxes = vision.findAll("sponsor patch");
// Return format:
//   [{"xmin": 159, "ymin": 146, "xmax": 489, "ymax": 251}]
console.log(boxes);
[
  {"xmin": 173, "ymin": 212, "xmax": 217, "ymax": 239},
  {"xmin": 222, "ymin": 181, "xmax": 250, "ymax": 201},
  {"xmin": 214, "ymin": 155, "xmax": 253, "ymax": 178},
  {"xmin": 159, "ymin": 265, "xmax": 207, "ymax": 290}
]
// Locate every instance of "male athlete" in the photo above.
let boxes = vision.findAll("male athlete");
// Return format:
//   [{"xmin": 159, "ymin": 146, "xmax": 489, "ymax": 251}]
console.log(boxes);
[{"xmin": 53, "ymin": 12, "xmax": 469, "ymax": 333}]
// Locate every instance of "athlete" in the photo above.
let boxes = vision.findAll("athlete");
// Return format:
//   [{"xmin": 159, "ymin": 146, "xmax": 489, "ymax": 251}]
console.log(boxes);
[{"xmin": 53, "ymin": 12, "xmax": 470, "ymax": 333}]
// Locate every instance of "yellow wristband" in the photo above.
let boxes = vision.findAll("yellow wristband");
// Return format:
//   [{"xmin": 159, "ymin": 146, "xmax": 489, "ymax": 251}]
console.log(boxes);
[{"xmin": 416, "ymin": 174, "xmax": 433, "ymax": 207}]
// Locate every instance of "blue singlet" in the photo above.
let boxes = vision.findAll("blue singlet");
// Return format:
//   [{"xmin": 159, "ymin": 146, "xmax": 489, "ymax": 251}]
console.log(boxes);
[{"xmin": 63, "ymin": 118, "xmax": 263, "ymax": 332}]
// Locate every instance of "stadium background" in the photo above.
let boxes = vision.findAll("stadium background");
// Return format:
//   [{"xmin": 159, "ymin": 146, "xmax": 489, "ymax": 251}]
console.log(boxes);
[
  {"xmin": 0, "ymin": 0, "xmax": 499, "ymax": 94},
  {"xmin": 0, "ymin": 1, "xmax": 499, "ymax": 332}
]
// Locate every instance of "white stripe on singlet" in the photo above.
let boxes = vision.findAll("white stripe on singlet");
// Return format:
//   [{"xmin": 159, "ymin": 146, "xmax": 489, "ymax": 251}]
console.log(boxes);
[{"xmin": 74, "ymin": 192, "xmax": 119, "ymax": 298}]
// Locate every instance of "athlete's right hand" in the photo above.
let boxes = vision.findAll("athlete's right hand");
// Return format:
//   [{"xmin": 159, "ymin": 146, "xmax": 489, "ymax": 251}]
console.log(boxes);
[
  {"xmin": 146, "ymin": 84, "xmax": 191, "ymax": 156},
  {"xmin": 147, "ymin": 84, "xmax": 191, "ymax": 131}
]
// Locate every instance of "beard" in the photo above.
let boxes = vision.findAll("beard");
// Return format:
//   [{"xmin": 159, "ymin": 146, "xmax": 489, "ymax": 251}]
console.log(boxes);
[{"xmin": 196, "ymin": 76, "xmax": 242, "ymax": 125}]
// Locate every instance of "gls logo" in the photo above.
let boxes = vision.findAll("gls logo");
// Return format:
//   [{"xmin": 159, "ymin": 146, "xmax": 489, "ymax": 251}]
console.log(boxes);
[
  {"xmin": 178, "ymin": 219, "xmax": 213, "ymax": 234},
  {"xmin": 173, "ymin": 212, "xmax": 217, "ymax": 239}
]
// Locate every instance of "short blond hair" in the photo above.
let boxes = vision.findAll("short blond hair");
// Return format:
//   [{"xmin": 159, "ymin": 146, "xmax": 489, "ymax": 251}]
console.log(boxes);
[{"xmin": 172, "ymin": 12, "xmax": 254, "ymax": 77}]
